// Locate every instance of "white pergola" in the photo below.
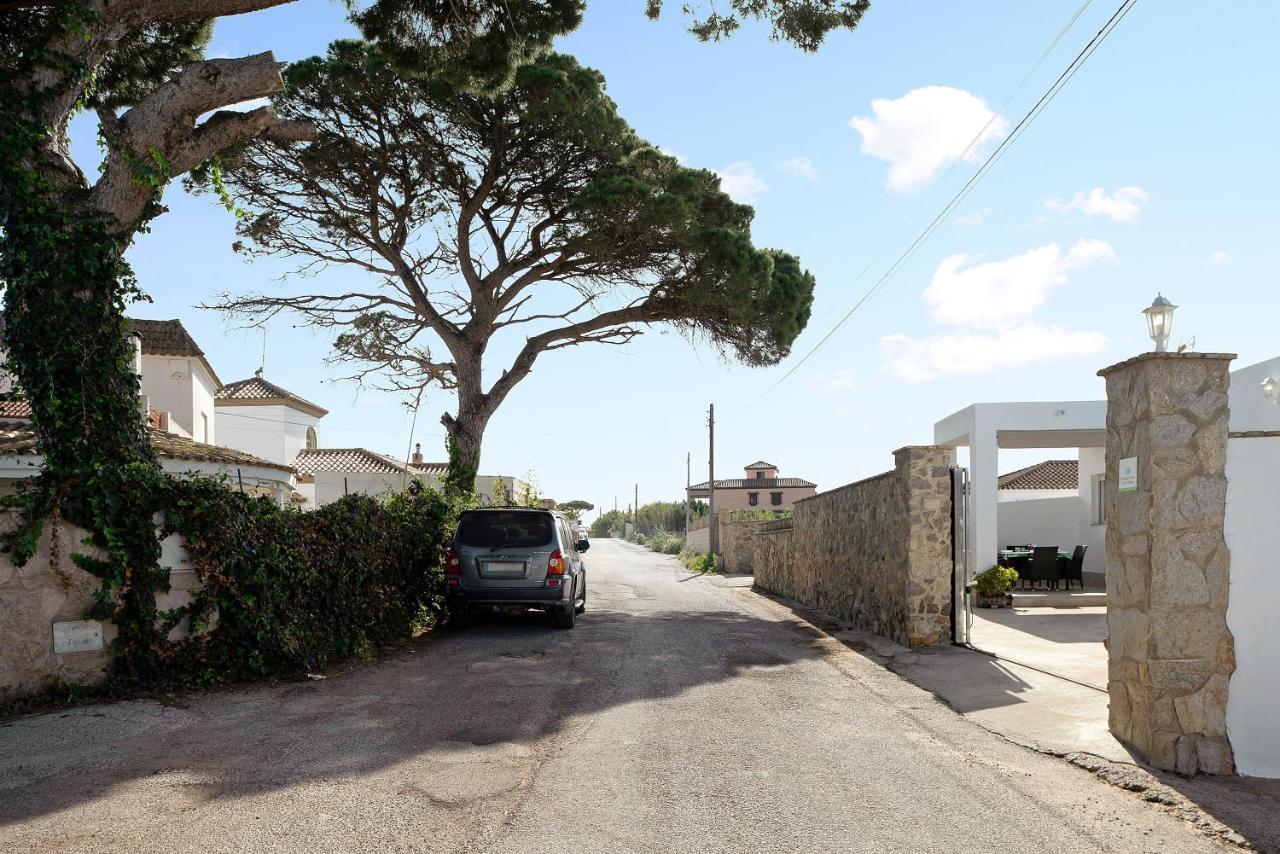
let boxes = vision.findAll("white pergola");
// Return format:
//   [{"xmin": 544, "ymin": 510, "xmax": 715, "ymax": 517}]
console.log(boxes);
[{"xmin": 933, "ymin": 401, "xmax": 1107, "ymax": 578}]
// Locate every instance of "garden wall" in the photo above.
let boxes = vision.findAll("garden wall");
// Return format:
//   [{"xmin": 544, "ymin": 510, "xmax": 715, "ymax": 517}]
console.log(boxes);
[
  {"xmin": 742, "ymin": 446, "xmax": 954, "ymax": 647},
  {"xmin": 0, "ymin": 511, "xmax": 202, "ymax": 703}
]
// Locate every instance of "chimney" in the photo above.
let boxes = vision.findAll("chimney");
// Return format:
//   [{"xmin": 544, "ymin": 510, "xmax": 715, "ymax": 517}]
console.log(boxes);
[{"xmin": 412, "ymin": 442, "xmax": 423, "ymax": 465}]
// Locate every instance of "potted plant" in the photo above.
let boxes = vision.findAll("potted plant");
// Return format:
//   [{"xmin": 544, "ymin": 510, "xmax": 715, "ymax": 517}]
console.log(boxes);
[{"xmin": 974, "ymin": 565, "xmax": 1019, "ymax": 608}]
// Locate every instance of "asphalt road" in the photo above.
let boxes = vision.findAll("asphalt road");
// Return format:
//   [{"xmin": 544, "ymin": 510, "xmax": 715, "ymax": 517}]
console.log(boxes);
[{"xmin": 0, "ymin": 539, "xmax": 1223, "ymax": 853}]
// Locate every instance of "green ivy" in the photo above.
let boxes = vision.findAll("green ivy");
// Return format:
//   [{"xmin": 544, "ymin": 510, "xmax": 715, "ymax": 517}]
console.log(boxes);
[{"xmin": 0, "ymin": 14, "xmax": 454, "ymax": 690}]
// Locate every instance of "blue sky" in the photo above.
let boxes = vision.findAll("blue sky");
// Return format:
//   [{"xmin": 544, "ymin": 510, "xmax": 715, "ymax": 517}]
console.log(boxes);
[{"xmin": 76, "ymin": 1, "xmax": 1280, "ymax": 518}]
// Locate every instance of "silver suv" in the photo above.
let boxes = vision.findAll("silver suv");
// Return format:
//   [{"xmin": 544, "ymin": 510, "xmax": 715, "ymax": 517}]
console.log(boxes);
[{"xmin": 446, "ymin": 508, "xmax": 589, "ymax": 629}]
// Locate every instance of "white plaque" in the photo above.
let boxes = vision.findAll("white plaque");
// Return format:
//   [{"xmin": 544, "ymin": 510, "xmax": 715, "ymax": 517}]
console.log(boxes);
[
  {"xmin": 53, "ymin": 620, "xmax": 104, "ymax": 654},
  {"xmin": 1118, "ymin": 457, "xmax": 1138, "ymax": 493}
]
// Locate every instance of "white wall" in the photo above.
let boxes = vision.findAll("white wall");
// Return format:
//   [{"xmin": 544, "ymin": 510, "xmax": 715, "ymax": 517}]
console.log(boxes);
[
  {"xmin": 313, "ymin": 470, "xmax": 408, "ymax": 506},
  {"xmin": 996, "ymin": 496, "xmax": 1078, "ymax": 560},
  {"xmin": 1076, "ymin": 447, "xmax": 1106, "ymax": 573},
  {"xmin": 1228, "ymin": 357, "xmax": 1280, "ymax": 433},
  {"xmin": 1224, "ymin": 435, "xmax": 1280, "ymax": 778},
  {"xmin": 140, "ymin": 356, "xmax": 218, "ymax": 443},
  {"xmin": 216, "ymin": 403, "xmax": 319, "ymax": 467}
]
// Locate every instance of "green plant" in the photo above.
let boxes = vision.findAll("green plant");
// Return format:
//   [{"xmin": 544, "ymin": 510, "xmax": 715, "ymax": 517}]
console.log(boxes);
[
  {"xmin": 646, "ymin": 529, "xmax": 684, "ymax": 555},
  {"xmin": 678, "ymin": 549, "xmax": 717, "ymax": 574},
  {"xmin": 975, "ymin": 565, "xmax": 1020, "ymax": 596},
  {"xmin": 726, "ymin": 508, "xmax": 793, "ymax": 522}
]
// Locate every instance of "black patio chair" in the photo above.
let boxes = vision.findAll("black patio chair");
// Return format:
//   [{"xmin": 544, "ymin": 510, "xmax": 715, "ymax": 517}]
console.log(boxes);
[
  {"xmin": 1059, "ymin": 545, "xmax": 1087, "ymax": 590},
  {"xmin": 1025, "ymin": 546, "xmax": 1061, "ymax": 590}
]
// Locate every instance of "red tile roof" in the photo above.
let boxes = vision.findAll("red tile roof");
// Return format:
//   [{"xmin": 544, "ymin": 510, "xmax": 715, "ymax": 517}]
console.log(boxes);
[
  {"xmin": 215, "ymin": 375, "xmax": 328, "ymax": 417},
  {"xmin": 0, "ymin": 422, "xmax": 294, "ymax": 473},
  {"xmin": 998, "ymin": 460, "xmax": 1078, "ymax": 491}
]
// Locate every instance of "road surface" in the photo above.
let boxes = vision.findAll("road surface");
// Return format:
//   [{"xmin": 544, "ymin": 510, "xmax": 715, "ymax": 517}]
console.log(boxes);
[{"xmin": 0, "ymin": 539, "xmax": 1221, "ymax": 852}]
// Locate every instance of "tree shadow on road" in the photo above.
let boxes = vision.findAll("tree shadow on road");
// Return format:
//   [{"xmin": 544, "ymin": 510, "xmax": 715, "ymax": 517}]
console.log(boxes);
[{"xmin": 0, "ymin": 603, "xmax": 830, "ymax": 828}]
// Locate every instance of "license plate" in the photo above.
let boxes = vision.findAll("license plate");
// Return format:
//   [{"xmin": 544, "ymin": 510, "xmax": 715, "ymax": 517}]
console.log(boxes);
[{"xmin": 482, "ymin": 560, "xmax": 526, "ymax": 577}]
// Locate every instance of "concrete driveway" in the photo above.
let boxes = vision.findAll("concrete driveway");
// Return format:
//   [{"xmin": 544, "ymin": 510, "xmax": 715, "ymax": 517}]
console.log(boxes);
[{"xmin": 0, "ymin": 539, "xmax": 1225, "ymax": 853}]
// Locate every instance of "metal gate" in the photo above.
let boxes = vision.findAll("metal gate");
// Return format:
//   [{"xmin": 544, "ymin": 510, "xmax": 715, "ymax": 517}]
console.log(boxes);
[{"xmin": 951, "ymin": 466, "xmax": 973, "ymax": 645}]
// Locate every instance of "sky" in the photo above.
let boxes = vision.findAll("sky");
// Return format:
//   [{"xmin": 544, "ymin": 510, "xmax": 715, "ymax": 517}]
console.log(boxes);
[{"xmin": 71, "ymin": 1, "xmax": 1280, "ymax": 521}]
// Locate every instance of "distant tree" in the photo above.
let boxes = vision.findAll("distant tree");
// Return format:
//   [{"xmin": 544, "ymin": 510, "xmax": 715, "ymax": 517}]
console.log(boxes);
[
  {"xmin": 558, "ymin": 500, "xmax": 595, "ymax": 522},
  {"xmin": 590, "ymin": 509, "xmax": 625, "ymax": 539},
  {"xmin": 213, "ymin": 45, "xmax": 815, "ymax": 493}
]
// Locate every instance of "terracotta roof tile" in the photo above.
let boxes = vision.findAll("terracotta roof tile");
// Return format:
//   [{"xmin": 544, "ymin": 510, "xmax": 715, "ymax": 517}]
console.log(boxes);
[
  {"xmin": 688, "ymin": 477, "xmax": 816, "ymax": 490},
  {"xmin": 0, "ymin": 399, "xmax": 32, "ymax": 419},
  {"xmin": 0, "ymin": 422, "xmax": 294, "ymax": 473},
  {"xmin": 128, "ymin": 318, "xmax": 223, "ymax": 387},
  {"xmin": 744, "ymin": 460, "xmax": 779, "ymax": 469},
  {"xmin": 998, "ymin": 459, "xmax": 1078, "ymax": 491},
  {"xmin": 216, "ymin": 375, "xmax": 329, "ymax": 417},
  {"xmin": 292, "ymin": 448, "xmax": 413, "ymax": 477}
]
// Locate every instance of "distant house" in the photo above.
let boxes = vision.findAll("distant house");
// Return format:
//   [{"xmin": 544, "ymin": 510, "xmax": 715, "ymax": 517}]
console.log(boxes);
[
  {"xmin": 293, "ymin": 447, "xmax": 419, "ymax": 507},
  {"xmin": 997, "ymin": 459, "xmax": 1078, "ymax": 502},
  {"xmin": 688, "ymin": 460, "xmax": 817, "ymax": 512},
  {"xmin": 406, "ymin": 445, "xmax": 533, "ymax": 506}
]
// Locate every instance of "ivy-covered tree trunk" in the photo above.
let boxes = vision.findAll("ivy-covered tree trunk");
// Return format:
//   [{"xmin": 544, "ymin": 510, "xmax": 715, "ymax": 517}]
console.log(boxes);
[{"xmin": 441, "ymin": 362, "xmax": 492, "ymax": 497}]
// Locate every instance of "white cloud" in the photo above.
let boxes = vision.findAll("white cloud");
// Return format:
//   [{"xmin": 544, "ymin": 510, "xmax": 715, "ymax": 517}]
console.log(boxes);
[
  {"xmin": 1207, "ymin": 250, "xmax": 1231, "ymax": 265},
  {"xmin": 715, "ymin": 162, "xmax": 768, "ymax": 203},
  {"xmin": 778, "ymin": 157, "xmax": 818, "ymax": 180},
  {"xmin": 924, "ymin": 239, "xmax": 1114, "ymax": 330},
  {"xmin": 1045, "ymin": 186, "xmax": 1149, "ymax": 223},
  {"xmin": 660, "ymin": 147, "xmax": 688, "ymax": 166},
  {"xmin": 881, "ymin": 325, "xmax": 1108, "ymax": 383},
  {"xmin": 956, "ymin": 206, "xmax": 992, "ymax": 227},
  {"xmin": 849, "ymin": 86, "xmax": 1007, "ymax": 192},
  {"xmin": 879, "ymin": 238, "xmax": 1114, "ymax": 382},
  {"xmin": 807, "ymin": 368, "xmax": 857, "ymax": 393}
]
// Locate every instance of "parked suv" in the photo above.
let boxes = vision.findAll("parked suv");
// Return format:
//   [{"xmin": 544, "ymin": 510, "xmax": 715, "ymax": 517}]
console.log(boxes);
[{"xmin": 446, "ymin": 508, "xmax": 589, "ymax": 629}]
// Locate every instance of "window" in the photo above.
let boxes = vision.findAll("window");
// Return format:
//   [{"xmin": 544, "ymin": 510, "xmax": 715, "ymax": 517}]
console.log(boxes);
[
  {"xmin": 456, "ymin": 510, "xmax": 553, "ymax": 548},
  {"xmin": 755, "ymin": 471, "xmax": 764, "ymax": 480},
  {"xmin": 748, "ymin": 492, "xmax": 759, "ymax": 506},
  {"xmin": 201, "ymin": 413, "xmax": 209, "ymax": 443},
  {"xmin": 306, "ymin": 426, "xmax": 318, "ymax": 450},
  {"xmin": 770, "ymin": 492, "xmax": 783, "ymax": 506},
  {"xmin": 1091, "ymin": 474, "xmax": 1106, "ymax": 525}
]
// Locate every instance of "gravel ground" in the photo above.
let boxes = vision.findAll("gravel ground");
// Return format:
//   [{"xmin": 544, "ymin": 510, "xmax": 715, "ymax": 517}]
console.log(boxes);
[{"xmin": 0, "ymin": 539, "xmax": 1231, "ymax": 853}]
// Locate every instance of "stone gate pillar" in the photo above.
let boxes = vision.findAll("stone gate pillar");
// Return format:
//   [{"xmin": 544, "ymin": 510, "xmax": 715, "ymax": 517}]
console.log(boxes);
[{"xmin": 1098, "ymin": 352, "xmax": 1236, "ymax": 775}]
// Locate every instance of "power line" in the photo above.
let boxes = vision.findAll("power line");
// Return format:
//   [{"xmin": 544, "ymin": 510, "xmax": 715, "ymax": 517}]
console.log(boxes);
[{"xmin": 733, "ymin": 0, "xmax": 1139, "ymax": 416}]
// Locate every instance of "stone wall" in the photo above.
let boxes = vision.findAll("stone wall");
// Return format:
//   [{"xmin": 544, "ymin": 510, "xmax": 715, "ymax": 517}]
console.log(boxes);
[
  {"xmin": 684, "ymin": 524, "xmax": 709, "ymax": 553},
  {"xmin": 746, "ymin": 446, "xmax": 954, "ymax": 647},
  {"xmin": 1099, "ymin": 352, "xmax": 1236, "ymax": 776},
  {"xmin": 0, "ymin": 511, "xmax": 203, "ymax": 703}
]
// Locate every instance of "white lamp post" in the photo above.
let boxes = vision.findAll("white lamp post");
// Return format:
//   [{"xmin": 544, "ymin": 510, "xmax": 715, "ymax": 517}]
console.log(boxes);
[{"xmin": 1143, "ymin": 293, "xmax": 1177, "ymax": 352}]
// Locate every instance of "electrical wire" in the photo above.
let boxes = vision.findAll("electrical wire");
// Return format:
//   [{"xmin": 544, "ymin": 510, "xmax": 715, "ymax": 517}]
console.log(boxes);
[{"xmin": 731, "ymin": 0, "xmax": 1140, "ymax": 417}]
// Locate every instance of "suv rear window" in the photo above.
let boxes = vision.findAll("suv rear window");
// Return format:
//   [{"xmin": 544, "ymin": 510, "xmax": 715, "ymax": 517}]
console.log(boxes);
[{"xmin": 456, "ymin": 511, "xmax": 554, "ymax": 549}]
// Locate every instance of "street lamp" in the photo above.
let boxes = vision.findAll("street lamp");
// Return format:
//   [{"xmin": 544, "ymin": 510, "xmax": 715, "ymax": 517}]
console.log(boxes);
[
  {"xmin": 1143, "ymin": 293, "xmax": 1177, "ymax": 352},
  {"xmin": 1262, "ymin": 375, "xmax": 1279, "ymax": 404}
]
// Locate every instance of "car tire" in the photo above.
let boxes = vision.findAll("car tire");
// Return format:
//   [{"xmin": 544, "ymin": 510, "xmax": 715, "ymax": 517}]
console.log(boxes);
[
  {"xmin": 552, "ymin": 602, "xmax": 576, "ymax": 630},
  {"xmin": 575, "ymin": 575, "xmax": 587, "ymax": 614},
  {"xmin": 447, "ymin": 603, "xmax": 475, "ymax": 630}
]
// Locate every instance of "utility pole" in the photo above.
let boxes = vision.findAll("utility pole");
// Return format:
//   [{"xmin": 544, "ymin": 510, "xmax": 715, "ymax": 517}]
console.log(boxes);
[
  {"xmin": 634, "ymin": 483, "xmax": 639, "ymax": 535},
  {"xmin": 685, "ymin": 451, "xmax": 691, "ymax": 534},
  {"xmin": 708, "ymin": 403, "xmax": 718, "ymax": 556}
]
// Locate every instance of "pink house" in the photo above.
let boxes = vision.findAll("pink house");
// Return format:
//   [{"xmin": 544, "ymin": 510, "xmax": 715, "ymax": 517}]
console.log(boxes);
[{"xmin": 688, "ymin": 460, "xmax": 817, "ymax": 512}]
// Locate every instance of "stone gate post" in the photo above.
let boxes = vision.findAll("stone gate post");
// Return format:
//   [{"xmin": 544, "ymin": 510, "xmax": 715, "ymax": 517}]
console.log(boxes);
[{"xmin": 1098, "ymin": 352, "xmax": 1236, "ymax": 775}]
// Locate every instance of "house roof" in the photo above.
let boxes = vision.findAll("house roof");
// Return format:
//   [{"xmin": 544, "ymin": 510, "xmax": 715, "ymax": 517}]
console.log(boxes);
[
  {"xmin": 0, "ymin": 422, "xmax": 294, "ymax": 474},
  {"xmin": 409, "ymin": 461, "xmax": 449, "ymax": 476},
  {"xmin": 689, "ymin": 477, "xmax": 816, "ymax": 491},
  {"xmin": 998, "ymin": 459, "xmax": 1078, "ymax": 491},
  {"xmin": 292, "ymin": 448, "xmax": 414, "ymax": 482},
  {"xmin": 744, "ymin": 460, "xmax": 779, "ymax": 470},
  {"xmin": 215, "ymin": 374, "xmax": 329, "ymax": 418},
  {"xmin": 128, "ymin": 318, "xmax": 223, "ymax": 387},
  {"xmin": 0, "ymin": 399, "xmax": 32, "ymax": 419}
]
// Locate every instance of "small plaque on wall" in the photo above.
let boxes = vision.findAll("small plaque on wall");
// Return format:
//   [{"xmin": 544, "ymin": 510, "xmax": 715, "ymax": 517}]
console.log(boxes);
[
  {"xmin": 52, "ymin": 620, "xmax": 104, "ymax": 654},
  {"xmin": 1118, "ymin": 457, "xmax": 1138, "ymax": 493}
]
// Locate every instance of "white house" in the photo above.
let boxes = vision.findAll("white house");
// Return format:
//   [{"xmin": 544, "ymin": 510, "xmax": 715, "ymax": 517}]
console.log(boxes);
[
  {"xmin": 407, "ymin": 446, "xmax": 533, "ymax": 505},
  {"xmin": 215, "ymin": 370, "xmax": 327, "ymax": 501},
  {"xmin": 132, "ymin": 319, "xmax": 221, "ymax": 445}
]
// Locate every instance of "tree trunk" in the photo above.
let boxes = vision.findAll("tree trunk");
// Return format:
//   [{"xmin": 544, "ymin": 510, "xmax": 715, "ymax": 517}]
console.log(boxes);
[{"xmin": 441, "ymin": 405, "xmax": 490, "ymax": 498}]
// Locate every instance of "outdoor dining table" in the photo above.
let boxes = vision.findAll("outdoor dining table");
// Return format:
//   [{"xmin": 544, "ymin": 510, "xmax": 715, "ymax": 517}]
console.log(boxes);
[{"xmin": 998, "ymin": 549, "xmax": 1072, "ymax": 560}]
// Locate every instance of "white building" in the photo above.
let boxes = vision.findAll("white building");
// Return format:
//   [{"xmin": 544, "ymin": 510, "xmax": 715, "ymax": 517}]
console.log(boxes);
[
  {"xmin": 215, "ymin": 371, "xmax": 327, "ymax": 472},
  {"xmin": 132, "ymin": 319, "xmax": 221, "ymax": 445}
]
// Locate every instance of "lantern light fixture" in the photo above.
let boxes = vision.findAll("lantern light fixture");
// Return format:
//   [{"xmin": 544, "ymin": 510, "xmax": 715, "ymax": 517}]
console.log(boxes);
[{"xmin": 1143, "ymin": 293, "xmax": 1177, "ymax": 353}]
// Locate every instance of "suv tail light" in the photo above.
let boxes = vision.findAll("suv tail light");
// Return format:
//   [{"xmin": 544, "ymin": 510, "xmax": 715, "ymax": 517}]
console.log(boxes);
[
  {"xmin": 545, "ymin": 549, "xmax": 565, "ymax": 586},
  {"xmin": 445, "ymin": 547, "xmax": 462, "ymax": 587}
]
